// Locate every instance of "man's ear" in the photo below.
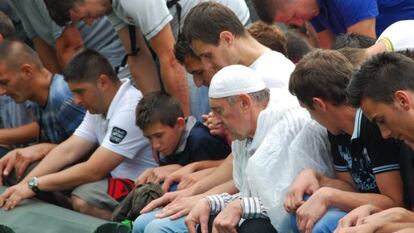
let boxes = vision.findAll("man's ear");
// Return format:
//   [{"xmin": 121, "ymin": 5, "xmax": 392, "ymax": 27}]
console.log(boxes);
[
  {"xmin": 219, "ymin": 31, "xmax": 235, "ymax": 45},
  {"xmin": 20, "ymin": 64, "xmax": 35, "ymax": 80},
  {"xmin": 394, "ymin": 90, "xmax": 412, "ymax": 111},
  {"xmin": 96, "ymin": 74, "xmax": 110, "ymax": 89},
  {"xmin": 0, "ymin": 34, "xmax": 4, "ymax": 44},
  {"xmin": 239, "ymin": 94, "xmax": 251, "ymax": 111},
  {"xmin": 311, "ymin": 97, "xmax": 327, "ymax": 111},
  {"xmin": 176, "ymin": 117, "xmax": 186, "ymax": 129}
]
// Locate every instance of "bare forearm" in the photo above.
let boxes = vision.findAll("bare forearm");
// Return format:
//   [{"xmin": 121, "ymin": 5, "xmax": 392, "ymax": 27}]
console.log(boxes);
[
  {"xmin": 316, "ymin": 172, "xmax": 355, "ymax": 191},
  {"xmin": 190, "ymin": 160, "xmax": 224, "ymax": 172},
  {"xmin": 378, "ymin": 223, "xmax": 414, "ymax": 233},
  {"xmin": 159, "ymin": 54, "xmax": 190, "ymax": 115},
  {"xmin": 192, "ymin": 167, "xmax": 216, "ymax": 177},
  {"xmin": 55, "ymin": 25, "xmax": 84, "ymax": 67},
  {"xmin": 148, "ymin": 24, "xmax": 190, "ymax": 115},
  {"xmin": 36, "ymin": 162, "xmax": 101, "ymax": 191},
  {"xmin": 32, "ymin": 37, "xmax": 61, "ymax": 73},
  {"xmin": 28, "ymin": 143, "xmax": 57, "ymax": 160},
  {"xmin": 189, "ymin": 156, "xmax": 233, "ymax": 195},
  {"xmin": 128, "ymin": 52, "xmax": 160, "ymax": 94},
  {"xmin": 325, "ymin": 188, "xmax": 402, "ymax": 211},
  {"xmin": 22, "ymin": 141, "xmax": 84, "ymax": 183},
  {"xmin": 0, "ymin": 122, "xmax": 38, "ymax": 145},
  {"xmin": 117, "ymin": 25, "xmax": 160, "ymax": 94},
  {"xmin": 203, "ymin": 180, "xmax": 238, "ymax": 196},
  {"xmin": 366, "ymin": 41, "xmax": 388, "ymax": 56}
]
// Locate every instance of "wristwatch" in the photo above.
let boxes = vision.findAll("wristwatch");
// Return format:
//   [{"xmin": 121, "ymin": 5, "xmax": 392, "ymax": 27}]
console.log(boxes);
[{"xmin": 28, "ymin": 177, "xmax": 40, "ymax": 193}]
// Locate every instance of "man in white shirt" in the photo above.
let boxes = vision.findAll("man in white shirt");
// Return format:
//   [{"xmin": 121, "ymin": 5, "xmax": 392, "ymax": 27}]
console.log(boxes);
[
  {"xmin": 182, "ymin": 1, "xmax": 294, "ymax": 89},
  {"xmin": 0, "ymin": 49, "xmax": 157, "ymax": 220}
]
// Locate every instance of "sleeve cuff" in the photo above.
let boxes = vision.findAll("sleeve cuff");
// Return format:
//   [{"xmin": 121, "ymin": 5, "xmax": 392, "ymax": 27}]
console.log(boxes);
[
  {"xmin": 240, "ymin": 197, "xmax": 268, "ymax": 219},
  {"xmin": 206, "ymin": 193, "xmax": 239, "ymax": 215}
]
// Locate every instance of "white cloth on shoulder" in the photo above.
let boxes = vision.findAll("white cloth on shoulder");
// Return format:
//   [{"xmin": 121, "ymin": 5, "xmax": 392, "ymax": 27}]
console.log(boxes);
[{"xmin": 232, "ymin": 88, "xmax": 334, "ymax": 232}]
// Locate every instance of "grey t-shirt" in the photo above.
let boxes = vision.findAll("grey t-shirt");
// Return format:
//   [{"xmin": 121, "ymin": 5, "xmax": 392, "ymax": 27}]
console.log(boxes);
[
  {"xmin": 108, "ymin": 0, "xmax": 250, "ymax": 40},
  {"xmin": 9, "ymin": 0, "xmax": 126, "ymax": 68},
  {"xmin": 108, "ymin": 0, "xmax": 173, "ymax": 40},
  {"xmin": 8, "ymin": 0, "xmax": 62, "ymax": 46}
]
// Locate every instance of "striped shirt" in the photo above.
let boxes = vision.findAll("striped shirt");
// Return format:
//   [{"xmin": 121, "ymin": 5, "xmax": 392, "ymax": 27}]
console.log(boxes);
[
  {"xmin": 30, "ymin": 74, "xmax": 85, "ymax": 144},
  {"xmin": 206, "ymin": 193, "xmax": 268, "ymax": 219}
]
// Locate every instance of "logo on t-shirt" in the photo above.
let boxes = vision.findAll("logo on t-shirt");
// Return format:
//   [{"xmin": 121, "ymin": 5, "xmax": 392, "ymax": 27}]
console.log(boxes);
[{"xmin": 110, "ymin": 127, "xmax": 127, "ymax": 144}]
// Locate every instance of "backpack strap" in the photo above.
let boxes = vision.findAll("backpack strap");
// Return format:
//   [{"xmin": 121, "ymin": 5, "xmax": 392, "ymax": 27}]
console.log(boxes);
[
  {"xmin": 167, "ymin": 0, "xmax": 182, "ymax": 37},
  {"xmin": 115, "ymin": 25, "xmax": 140, "ymax": 74}
]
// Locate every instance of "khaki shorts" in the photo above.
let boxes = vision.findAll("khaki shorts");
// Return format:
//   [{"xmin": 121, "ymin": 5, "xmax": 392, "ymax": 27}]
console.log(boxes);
[{"xmin": 71, "ymin": 177, "xmax": 134, "ymax": 211}]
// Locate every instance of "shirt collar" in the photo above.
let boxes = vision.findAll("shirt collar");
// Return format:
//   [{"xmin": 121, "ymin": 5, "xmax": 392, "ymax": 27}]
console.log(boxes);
[
  {"xmin": 351, "ymin": 108, "xmax": 363, "ymax": 140},
  {"xmin": 159, "ymin": 116, "xmax": 197, "ymax": 158},
  {"xmin": 175, "ymin": 116, "xmax": 197, "ymax": 153}
]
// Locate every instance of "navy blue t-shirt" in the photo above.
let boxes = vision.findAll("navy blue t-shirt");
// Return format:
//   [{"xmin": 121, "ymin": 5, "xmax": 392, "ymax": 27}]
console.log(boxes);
[
  {"xmin": 328, "ymin": 109, "xmax": 400, "ymax": 193},
  {"xmin": 311, "ymin": 0, "xmax": 414, "ymax": 36},
  {"xmin": 159, "ymin": 121, "xmax": 230, "ymax": 166}
]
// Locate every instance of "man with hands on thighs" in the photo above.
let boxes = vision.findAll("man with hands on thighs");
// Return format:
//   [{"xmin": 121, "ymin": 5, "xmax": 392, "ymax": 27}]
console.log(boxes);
[
  {"xmin": 0, "ymin": 49, "xmax": 156, "ymax": 219},
  {"xmin": 286, "ymin": 49, "xmax": 405, "ymax": 233},
  {"xmin": 334, "ymin": 52, "xmax": 414, "ymax": 233}
]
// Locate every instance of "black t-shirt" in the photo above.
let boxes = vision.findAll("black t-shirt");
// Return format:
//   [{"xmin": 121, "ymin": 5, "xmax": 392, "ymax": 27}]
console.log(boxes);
[
  {"xmin": 159, "ymin": 121, "xmax": 230, "ymax": 166},
  {"xmin": 398, "ymin": 141, "xmax": 414, "ymax": 208},
  {"xmin": 328, "ymin": 109, "xmax": 400, "ymax": 193}
]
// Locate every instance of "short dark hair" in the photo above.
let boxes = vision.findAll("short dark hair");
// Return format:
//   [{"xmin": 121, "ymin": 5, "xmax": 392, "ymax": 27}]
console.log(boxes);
[
  {"xmin": 251, "ymin": 0, "xmax": 277, "ymax": 23},
  {"xmin": 135, "ymin": 91, "xmax": 184, "ymax": 130},
  {"xmin": 43, "ymin": 0, "xmax": 77, "ymax": 26},
  {"xmin": 347, "ymin": 52, "xmax": 414, "ymax": 107},
  {"xmin": 63, "ymin": 48, "xmax": 118, "ymax": 83},
  {"xmin": 332, "ymin": 33, "xmax": 376, "ymax": 49},
  {"xmin": 183, "ymin": 2, "xmax": 246, "ymax": 45},
  {"xmin": 247, "ymin": 21, "xmax": 287, "ymax": 56},
  {"xmin": 337, "ymin": 47, "xmax": 369, "ymax": 69},
  {"xmin": 0, "ymin": 11, "xmax": 15, "ymax": 39},
  {"xmin": 285, "ymin": 31, "xmax": 312, "ymax": 63},
  {"xmin": 289, "ymin": 49, "xmax": 354, "ymax": 108},
  {"xmin": 174, "ymin": 36, "xmax": 198, "ymax": 65},
  {"xmin": 398, "ymin": 49, "xmax": 414, "ymax": 61}
]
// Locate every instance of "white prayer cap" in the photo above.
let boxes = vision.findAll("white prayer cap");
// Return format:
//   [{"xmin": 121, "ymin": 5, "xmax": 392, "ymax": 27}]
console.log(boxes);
[{"xmin": 209, "ymin": 65, "xmax": 266, "ymax": 98}]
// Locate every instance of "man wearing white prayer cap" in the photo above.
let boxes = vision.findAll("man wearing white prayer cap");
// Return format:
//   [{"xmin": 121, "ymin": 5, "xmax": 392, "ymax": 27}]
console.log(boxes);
[{"xmin": 186, "ymin": 64, "xmax": 334, "ymax": 233}]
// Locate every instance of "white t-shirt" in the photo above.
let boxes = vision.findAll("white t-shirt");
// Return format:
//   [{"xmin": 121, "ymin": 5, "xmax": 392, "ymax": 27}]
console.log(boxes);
[
  {"xmin": 74, "ymin": 79, "xmax": 156, "ymax": 180},
  {"xmin": 108, "ymin": 0, "xmax": 250, "ymax": 40},
  {"xmin": 377, "ymin": 20, "xmax": 414, "ymax": 52},
  {"xmin": 249, "ymin": 50, "xmax": 295, "ymax": 89}
]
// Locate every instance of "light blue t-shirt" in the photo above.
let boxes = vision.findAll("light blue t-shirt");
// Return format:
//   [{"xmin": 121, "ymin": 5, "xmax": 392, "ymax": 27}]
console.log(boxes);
[{"xmin": 30, "ymin": 74, "xmax": 86, "ymax": 144}]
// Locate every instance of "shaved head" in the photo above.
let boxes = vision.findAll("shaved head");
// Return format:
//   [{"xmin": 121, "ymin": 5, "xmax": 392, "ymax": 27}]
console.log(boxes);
[{"xmin": 0, "ymin": 40, "xmax": 43, "ymax": 71}]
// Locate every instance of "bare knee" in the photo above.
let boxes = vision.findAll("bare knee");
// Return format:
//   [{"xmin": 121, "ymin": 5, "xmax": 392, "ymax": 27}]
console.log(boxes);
[
  {"xmin": 71, "ymin": 195, "xmax": 112, "ymax": 220},
  {"xmin": 71, "ymin": 195, "xmax": 90, "ymax": 213}
]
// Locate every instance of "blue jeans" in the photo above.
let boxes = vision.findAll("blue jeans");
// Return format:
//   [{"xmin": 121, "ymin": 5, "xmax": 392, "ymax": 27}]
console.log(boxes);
[
  {"xmin": 133, "ymin": 209, "xmax": 187, "ymax": 233},
  {"xmin": 290, "ymin": 207, "xmax": 347, "ymax": 233}
]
